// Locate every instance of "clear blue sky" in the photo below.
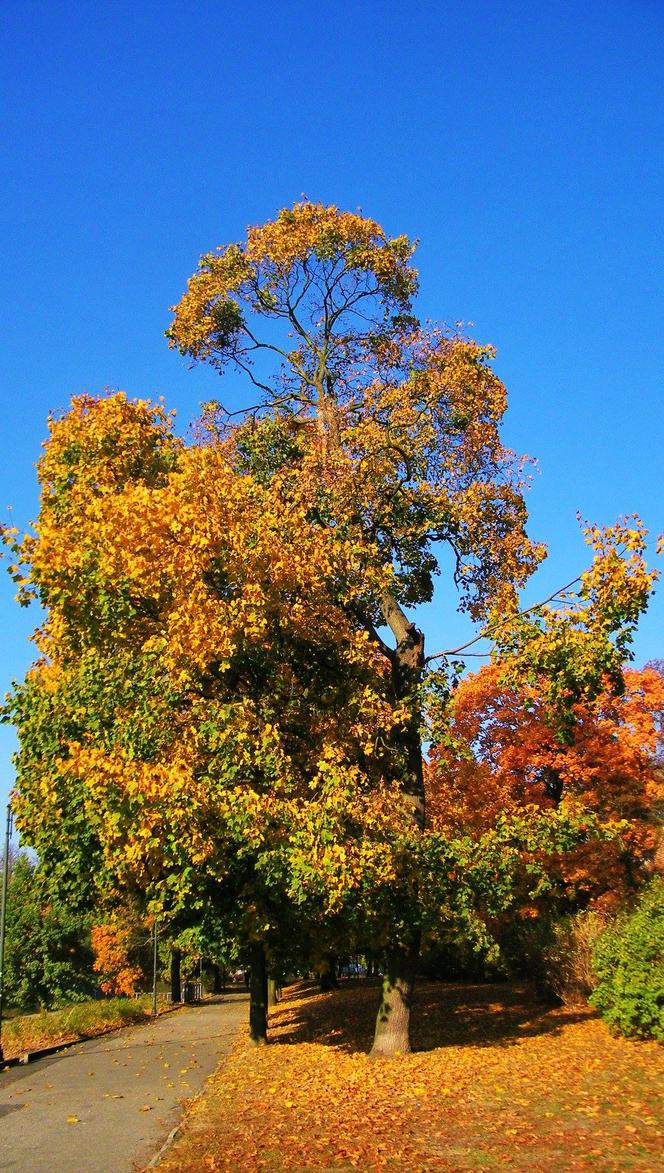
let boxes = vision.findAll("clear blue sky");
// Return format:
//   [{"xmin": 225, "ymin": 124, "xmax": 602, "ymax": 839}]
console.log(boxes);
[{"xmin": 1, "ymin": 0, "xmax": 663, "ymax": 813}]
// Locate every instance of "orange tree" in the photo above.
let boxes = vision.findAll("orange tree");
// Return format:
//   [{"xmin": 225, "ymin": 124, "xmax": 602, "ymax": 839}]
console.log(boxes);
[
  {"xmin": 90, "ymin": 912, "xmax": 147, "ymax": 997},
  {"xmin": 426, "ymin": 661, "xmax": 664, "ymax": 908},
  {"xmin": 165, "ymin": 201, "xmax": 656, "ymax": 1053}
]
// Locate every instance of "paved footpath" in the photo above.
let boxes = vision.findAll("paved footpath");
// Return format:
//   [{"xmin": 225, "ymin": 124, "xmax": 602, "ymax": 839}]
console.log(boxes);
[{"xmin": 0, "ymin": 993, "xmax": 248, "ymax": 1173}]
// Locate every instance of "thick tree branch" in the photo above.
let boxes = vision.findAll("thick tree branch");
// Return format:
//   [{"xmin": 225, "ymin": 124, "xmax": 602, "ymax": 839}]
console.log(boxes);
[
  {"xmin": 380, "ymin": 590, "xmax": 414, "ymax": 646},
  {"xmin": 355, "ymin": 612, "xmax": 394, "ymax": 661}
]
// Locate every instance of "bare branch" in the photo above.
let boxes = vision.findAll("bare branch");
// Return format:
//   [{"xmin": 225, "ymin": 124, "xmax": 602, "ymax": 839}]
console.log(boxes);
[
  {"xmin": 231, "ymin": 355, "xmax": 276, "ymax": 398},
  {"xmin": 214, "ymin": 390, "xmax": 313, "ymax": 421},
  {"xmin": 425, "ymin": 575, "xmax": 583, "ymax": 665},
  {"xmin": 241, "ymin": 325, "xmax": 292, "ymax": 364}
]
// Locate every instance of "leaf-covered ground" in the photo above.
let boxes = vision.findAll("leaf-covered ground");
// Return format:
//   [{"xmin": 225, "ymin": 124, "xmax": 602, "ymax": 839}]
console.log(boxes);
[{"xmin": 157, "ymin": 979, "xmax": 663, "ymax": 1171}]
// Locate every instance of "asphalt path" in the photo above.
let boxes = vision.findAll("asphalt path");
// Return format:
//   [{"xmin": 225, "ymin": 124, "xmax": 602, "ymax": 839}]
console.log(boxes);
[{"xmin": 0, "ymin": 993, "xmax": 248, "ymax": 1172}]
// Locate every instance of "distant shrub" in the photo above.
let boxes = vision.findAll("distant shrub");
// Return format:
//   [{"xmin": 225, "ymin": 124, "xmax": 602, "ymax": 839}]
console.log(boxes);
[
  {"xmin": 590, "ymin": 879, "xmax": 664, "ymax": 1042},
  {"xmin": 419, "ymin": 937, "xmax": 495, "ymax": 982},
  {"xmin": 494, "ymin": 915, "xmax": 556, "ymax": 990},
  {"xmin": 542, "ymin": 910, "xmax": 607, "ymax": 1006}
]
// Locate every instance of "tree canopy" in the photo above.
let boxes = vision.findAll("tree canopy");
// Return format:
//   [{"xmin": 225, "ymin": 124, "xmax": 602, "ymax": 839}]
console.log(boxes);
[{"xmin": 3, "ymin": 201, "xmax": 659, "ymax": 1054}]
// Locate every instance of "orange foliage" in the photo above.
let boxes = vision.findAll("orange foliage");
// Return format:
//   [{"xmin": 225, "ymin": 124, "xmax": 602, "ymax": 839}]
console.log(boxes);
[
  {"xmin": 427, "ymin": 664, "xmax": 664, "ymax": 901},
  {"xmin": 91, "ymin": 917, "xmax": 144, "ymax": 996}
]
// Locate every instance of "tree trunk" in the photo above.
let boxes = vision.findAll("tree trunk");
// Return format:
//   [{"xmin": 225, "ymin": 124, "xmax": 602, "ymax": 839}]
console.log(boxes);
[
  {"xmin": 170, "ymin": 947, "xmax": 182, "ymax": 1004},
  {"xmin": 370, "ymin": 944, "xmax": 418, "ymax": 1057},
  {"xmin": 318, "ymin": 954, "xmax": 339, "ymax": 993},
  {"xmin": 369, "ymin": 714, "xmax": 424, "ymax": 1054},
  {"xmin": 386, "ymin": 605, "xmax": 426, "ymax": 831},
  {"xmin": 211, "ymin": 963, "xmax": 223, "ymax": 994},
  {"xmin": 369, "ymin": 596, "xmax": 426, "ymax": 1055},
  {"xmin": 267, "ymin": 976, "xmax": 280, "ymax": 1007},
  {"xmin": 249, "ymin": 941, "xmax": 268, "ymax": 1044}
]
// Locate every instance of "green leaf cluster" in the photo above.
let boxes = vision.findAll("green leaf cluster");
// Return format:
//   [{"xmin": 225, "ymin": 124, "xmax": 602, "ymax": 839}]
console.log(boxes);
[
  {"xmin": 2, "ymin": 853, "xmax": 95, "ymax": 1011},
  {"xmin": 590, "ymin": 878, "xmax": 664, "ymax": 1041}
]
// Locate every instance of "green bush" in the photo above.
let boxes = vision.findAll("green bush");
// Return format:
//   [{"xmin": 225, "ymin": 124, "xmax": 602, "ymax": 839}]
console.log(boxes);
[{"xmin": 590, "ymin": 879, "xmax": 664, "ymax": 1042}]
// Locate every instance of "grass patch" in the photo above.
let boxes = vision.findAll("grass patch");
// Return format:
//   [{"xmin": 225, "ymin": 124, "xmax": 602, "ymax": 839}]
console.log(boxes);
[
  {"xmin": 2, "ymin": 995, "xmax": 168, "ymax": 1060},
  {"xmin": 158, "ymin": 979, "xmax": 664, "ymax": 1171}
]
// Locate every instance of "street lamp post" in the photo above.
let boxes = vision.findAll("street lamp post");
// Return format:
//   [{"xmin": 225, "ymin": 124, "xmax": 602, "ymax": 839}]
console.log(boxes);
[
  {"xmin": 151, "ymin": 918, "xmax": 158, "ymax": 1018},
  {"xmin": 0, "ymin": 801, "xmax": 14, "ymax": 1066}
]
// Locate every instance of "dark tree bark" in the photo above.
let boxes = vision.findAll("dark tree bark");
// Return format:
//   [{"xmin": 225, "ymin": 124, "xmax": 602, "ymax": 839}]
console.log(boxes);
[
  {"xmin": 542, "ymin": 766, "xmax": 564, "ymax": 807},
  {"xmin": 318, "ymin": 955, "xmax": 339, "ymax": 993},
  {"xmin": 249, "ymin": 941, "xmax": 268, "ymax": 1044},
  {"xmin": 170, "ymin": 947, "xmax": 182, "ymax": 1004},
  {"xmin": 388, "ymin": 611, "xmax": 426, "ymax": 831},
  {"xmin": 211, "ymin": 963, "xmax": 224, "ymax": 994}
]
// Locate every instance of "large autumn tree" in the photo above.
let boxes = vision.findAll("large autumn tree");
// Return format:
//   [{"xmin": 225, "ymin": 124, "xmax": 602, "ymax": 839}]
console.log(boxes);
[
  {"xmin": 4, "ymin": 392, "xmax": 413, "ymax": 1042},
  {"xmin": 166, "ymin": 201, "xmax": 656, "ymax": 1053},
  {"xmin": 5, "ymin": 202, "xmax": 656, "ymax": 1057}
]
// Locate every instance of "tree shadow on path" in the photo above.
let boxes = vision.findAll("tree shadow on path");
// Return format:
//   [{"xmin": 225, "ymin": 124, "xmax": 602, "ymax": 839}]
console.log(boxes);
[
  {"xmin": 270, "ymin": 978, "xmax": 592, "ymax": 1054},
  {"xmin": 0, "ymin": 1103, "xmax": 25, "ymax": 1118}
]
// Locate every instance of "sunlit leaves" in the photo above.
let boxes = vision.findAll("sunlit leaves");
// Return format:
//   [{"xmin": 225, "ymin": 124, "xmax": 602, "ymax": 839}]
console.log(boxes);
[
  {"xmin": 6, "ymin": 202, "xmax": 660, "ymax": 1043},
  {"xmin": 427, "ymin": 663, "xmax": 664, "ymax": 905},
  {"xmin": 167, "ymin": 201, "xmax": 418, "ymax": 368}
]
